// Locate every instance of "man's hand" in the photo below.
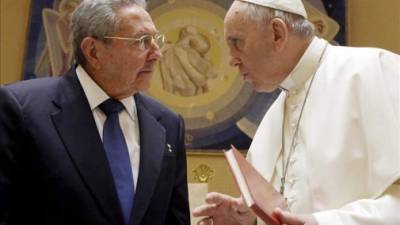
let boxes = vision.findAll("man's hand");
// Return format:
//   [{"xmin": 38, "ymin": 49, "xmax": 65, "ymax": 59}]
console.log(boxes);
[
  {"xmin": 273, "ymin": 208, "xmax": 318, "ymax": 225},
  {"xmin": 192, "ymin": 192, "xmax": 256, "ymax": 225}
]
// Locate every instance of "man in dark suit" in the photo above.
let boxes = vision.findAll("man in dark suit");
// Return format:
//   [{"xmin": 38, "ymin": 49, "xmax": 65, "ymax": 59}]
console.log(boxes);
[{"xmin": 0, "ymin": 0, "xmax": 190, "ymax": 225}]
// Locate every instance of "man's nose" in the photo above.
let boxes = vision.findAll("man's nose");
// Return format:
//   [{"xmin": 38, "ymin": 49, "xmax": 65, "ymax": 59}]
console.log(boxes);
[
  {"xmin": 229, "ymin": 56, "xmax": 241, "ymax": 67},
  {"xmin": 148, "ymin": 44, "xmax": 162, "ymax": 60}
]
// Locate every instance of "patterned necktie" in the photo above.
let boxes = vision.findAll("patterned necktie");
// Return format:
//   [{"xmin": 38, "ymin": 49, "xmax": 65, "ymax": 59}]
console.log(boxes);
[{"xmin": 99, "ymin": 99, "xmax": 134, "ymax": 224}]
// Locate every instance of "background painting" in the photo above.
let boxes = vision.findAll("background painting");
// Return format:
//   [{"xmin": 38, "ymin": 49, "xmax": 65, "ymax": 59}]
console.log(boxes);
[{"xmin": 22, "ymin": 0, "xmax": 346, "ymax": 150}]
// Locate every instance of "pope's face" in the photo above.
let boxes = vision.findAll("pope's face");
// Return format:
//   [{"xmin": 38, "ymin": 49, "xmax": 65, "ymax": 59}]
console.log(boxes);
[
  {"xmin": 224, "ymin": 2, "xmax": 286, "ymax": 92},
  {"xmin": 95, "ymin": 5, "xmax": 161, "ymax": 98}
]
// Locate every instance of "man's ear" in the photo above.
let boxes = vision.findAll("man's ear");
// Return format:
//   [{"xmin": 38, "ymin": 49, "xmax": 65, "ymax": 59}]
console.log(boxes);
[
  {"xmin": 80, "ymin": 37, "xmax": 101, "ymax": 69},
  {"xmin": 270, "ymin": 18, "xmax": 289, "ymax": 51}
]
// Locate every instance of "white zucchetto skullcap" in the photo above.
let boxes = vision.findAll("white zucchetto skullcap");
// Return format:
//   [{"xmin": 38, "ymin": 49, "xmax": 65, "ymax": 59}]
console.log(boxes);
[{"xmin": 237, "ymin": 0, "xmax": 308, "ymax": 18}]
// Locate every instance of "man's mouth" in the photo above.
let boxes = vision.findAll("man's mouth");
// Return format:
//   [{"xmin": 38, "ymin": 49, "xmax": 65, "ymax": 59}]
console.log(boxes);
[{"xmin": 140, "ymin": 65, "xmax": 155, "ymax": 73}]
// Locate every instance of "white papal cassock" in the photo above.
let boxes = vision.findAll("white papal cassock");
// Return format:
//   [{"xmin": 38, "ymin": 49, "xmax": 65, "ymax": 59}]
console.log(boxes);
[{"xmin": 247, "ymin": 37, "xmax": 400, "ymax": 225}]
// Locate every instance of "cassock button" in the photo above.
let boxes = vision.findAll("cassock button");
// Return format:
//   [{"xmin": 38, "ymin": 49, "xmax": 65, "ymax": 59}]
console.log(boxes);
[
  {"xmin": 287, "ymin": 196, "xmax": 296, "ymax": 207},
  {"xmin": 289, "ymin": 178, "xmax": 296, "ymax": 186}
]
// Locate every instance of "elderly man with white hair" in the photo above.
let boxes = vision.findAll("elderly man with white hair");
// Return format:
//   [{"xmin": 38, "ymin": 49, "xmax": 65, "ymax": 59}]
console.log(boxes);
[{"xmin": 193, "ymin": 0, "xmax": 400, "ymax": 225}]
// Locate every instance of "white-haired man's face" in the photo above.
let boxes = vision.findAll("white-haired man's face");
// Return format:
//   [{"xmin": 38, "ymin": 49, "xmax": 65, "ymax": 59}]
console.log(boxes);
[{"xmin": 224, "ymin": 1, "xmax": 291, "ymax": 92}]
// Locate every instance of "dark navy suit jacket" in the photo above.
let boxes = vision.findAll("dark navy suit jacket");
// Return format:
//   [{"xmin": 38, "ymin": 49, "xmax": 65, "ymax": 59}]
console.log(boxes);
[{"xmin": 0, "ymin": 68, "xmax": 190, "ymax": 225}]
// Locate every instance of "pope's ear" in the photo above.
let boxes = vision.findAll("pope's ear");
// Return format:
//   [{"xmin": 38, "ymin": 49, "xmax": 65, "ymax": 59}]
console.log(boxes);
[
  {"xmin": 80, "ymin": 37, "xmax": 101, "ymax": 69},
  {"xmin": 270, "ymin": 17, "xmax": 289, "ymax": 51}
]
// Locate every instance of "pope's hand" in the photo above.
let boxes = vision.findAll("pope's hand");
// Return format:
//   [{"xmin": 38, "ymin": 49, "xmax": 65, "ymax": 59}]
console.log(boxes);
[
  {"xmin": 273, "ymin": 208, "xmax": 318, "ymax": 225},
  {"xmin": 192, "ymin": 192, "xmax": 256, "ymax": 225}
]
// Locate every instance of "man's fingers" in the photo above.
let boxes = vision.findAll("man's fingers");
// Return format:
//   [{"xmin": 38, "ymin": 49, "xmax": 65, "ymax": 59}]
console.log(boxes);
[
  {"xmin": 192, "ymin": 203, "xmax": 218, "ymax": 217},
  {"xmin": 205, "ymin": 192, "xmax": 237, "ymax": 205},
  {"xmin": 197, "ymin": 217, "xmax": 213, "ymax": 225},
  {"xmin": 230, "ymin": 196, "xmax": 250, "ymax": 213},
  {"xmin": 273, "ymin": 208, "xmax": 304, "ymax": 225},
  {"xmin": 204, "ymin": 192, "xmax": 250, "ymax": 214}
]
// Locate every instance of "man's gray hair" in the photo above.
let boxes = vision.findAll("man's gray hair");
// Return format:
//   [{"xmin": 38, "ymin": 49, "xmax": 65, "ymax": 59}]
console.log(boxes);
[
  {"xmin": 71, "ymin": 0, "xmax": 147, "ymax": 65},
  {"xmin": 234, "ymin": 1, "xmax": 314, "ymax": 39}
]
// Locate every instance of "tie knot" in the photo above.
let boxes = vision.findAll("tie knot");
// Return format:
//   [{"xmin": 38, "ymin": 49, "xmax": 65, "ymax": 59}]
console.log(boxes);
[{"xmin": 99, "ymin": 99, "xmax": 124, "ymax": 116}]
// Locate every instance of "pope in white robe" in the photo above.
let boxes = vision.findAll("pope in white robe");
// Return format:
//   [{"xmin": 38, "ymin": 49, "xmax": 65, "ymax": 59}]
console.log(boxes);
[
  {"xmin": 248, "ymin": 36, "xmax": 400, "ymax": 225},
  {"xmin": 193, "ymin": 0, "xmax": 400, "ymax": 224}
]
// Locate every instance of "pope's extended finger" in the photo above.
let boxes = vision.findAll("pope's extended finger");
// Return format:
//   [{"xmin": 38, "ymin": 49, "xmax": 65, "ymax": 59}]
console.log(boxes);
[
  {"xmin": 205, "ymin": 192, "xmax": 237, "ymax": 205},
  {"xmin": 273, "ymin": 208, "xmax": 304, "ymax": 225},
  {"xmin": 230, "ymin": 196, "xmax": 250, "ymax": 213},
  {"xmin": 192, "ymin": 203, "xmax": 218, "ymax": 217},
  {"xmin": 197, "ymin": 217, "xmax": 213, "ymax": 225}
]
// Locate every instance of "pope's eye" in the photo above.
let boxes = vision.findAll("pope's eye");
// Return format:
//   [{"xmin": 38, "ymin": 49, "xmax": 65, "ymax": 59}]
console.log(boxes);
[{"xmin": 228, "ymin": 38, "xmax": 243, "ymax": 51}]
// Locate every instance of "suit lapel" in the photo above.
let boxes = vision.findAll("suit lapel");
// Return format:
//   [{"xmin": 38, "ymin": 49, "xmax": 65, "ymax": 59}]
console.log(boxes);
[
  {"xmin": 130, "ymin": 94, "xmax": 165, "ymax": 225},
  {"xmin": 51, "ymin": 70, "xmax": 124, "ymax": 225}
]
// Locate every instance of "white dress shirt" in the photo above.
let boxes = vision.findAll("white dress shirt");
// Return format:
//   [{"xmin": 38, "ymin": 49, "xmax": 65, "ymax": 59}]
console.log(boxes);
[{"xmin": 76, "ymin": 65, "xmax": 140, "ymax": 188}]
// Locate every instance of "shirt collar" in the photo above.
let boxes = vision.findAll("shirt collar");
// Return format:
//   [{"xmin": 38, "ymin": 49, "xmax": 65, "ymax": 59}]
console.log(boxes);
[
  {"xmin": 280, "ymin": 37, "xmax": 328, "ymax": 93},
  {"xmin": 76, "ymin": 65, "xmax": 137, "ymax": 120}
]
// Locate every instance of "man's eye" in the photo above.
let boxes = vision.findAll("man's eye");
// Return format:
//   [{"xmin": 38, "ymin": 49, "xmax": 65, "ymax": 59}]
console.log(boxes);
[
  {"xmin": 129, "ymin": 40, "xmax": 137, "ymax": 47},
  {"xmin": 229, "ymin": 38, "xmax": 242, "ymax": 50},
  {"xmin": 142, "ymin": 36, "xmax": 153, "ymax": 48}
]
